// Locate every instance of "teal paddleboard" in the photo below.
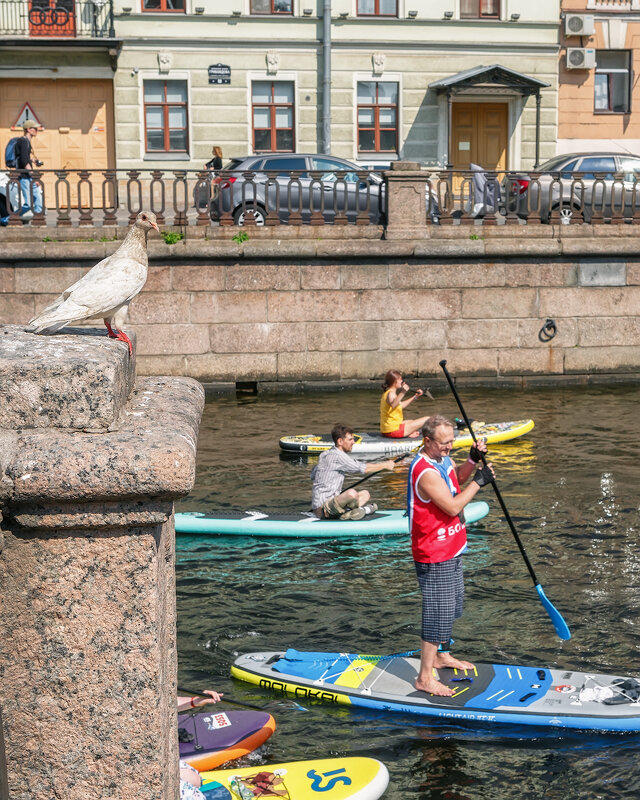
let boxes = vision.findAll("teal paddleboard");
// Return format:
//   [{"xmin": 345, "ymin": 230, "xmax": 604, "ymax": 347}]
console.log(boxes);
[{"xmin": 174, "ymin": 501, "xmax": 489, "ymax": 538}]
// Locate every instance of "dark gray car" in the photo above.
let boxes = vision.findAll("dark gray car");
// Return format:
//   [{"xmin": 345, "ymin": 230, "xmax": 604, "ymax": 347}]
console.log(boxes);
[
  {"xmin": 208, "ymin": 154, "xmax": 385, "ymax": 225},
  {"xmin": 502, "ymin": 152, "xmax": 640, "ymax": 222}
]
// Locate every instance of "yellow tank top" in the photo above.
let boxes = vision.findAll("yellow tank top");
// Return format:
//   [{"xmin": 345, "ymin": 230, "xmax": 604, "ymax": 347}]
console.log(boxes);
[{"xmin": 380, "ymin": 388, "xmax": 404, "ymax": 433}]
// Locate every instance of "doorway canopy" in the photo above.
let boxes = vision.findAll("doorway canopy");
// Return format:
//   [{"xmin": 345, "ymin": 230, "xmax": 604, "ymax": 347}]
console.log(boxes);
[{"xmin": 429, "ymin": 64, "xmax": 550, "ymax": 168}]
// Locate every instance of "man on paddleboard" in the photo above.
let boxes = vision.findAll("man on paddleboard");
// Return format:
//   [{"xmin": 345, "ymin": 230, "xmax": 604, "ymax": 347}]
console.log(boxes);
[
  {"xmin": 408, "ymin": 414, "xmax": 494, "ymax": 697},
  {"xmin": 311, "ymin": 424, "xmax": 396, "ymax": 521}
]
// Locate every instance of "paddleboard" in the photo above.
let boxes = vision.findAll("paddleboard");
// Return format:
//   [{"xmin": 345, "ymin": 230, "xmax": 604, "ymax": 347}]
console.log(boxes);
[
  {"xmin": 232, "ymin": 650, "xmax": 640, "ymax": 733},
  {"xmin": 179, "ymin": 709, "xmax": 276, "ymax": 772},
  {"xmin": 175, "ymin": 502, "xmax": 490, "ymax": 537},
  {"xmin": 279, "ymin": 419, "xmax": 534, "ymax": 455},
  {"xmin": 199, "ymin": 757, "xmax": 389, "ymax": 800}
]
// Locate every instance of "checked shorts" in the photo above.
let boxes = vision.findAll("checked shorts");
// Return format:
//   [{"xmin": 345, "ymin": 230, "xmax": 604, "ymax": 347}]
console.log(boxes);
[{"xmin": 415, "ymin": 556, "xmax": 464, "ymax": 644}]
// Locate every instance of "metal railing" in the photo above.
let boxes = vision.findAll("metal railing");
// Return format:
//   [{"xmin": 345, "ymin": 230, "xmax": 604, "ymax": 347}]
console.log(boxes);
[
  {"xmin": 0, "ymin": 0, "xmax": 115, "ymax": 39},
  {"xmin": 2, "ymin": 167, "xmax": 640, "ymax": 228}
]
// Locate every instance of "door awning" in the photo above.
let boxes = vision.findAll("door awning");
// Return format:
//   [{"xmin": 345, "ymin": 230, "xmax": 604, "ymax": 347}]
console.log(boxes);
[{"xmin": 429, "ymin": 64, "xmax": 550, "ymax": 96}]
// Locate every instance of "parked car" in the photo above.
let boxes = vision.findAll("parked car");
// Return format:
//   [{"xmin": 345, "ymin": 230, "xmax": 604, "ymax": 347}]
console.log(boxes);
[
  {"xmin": 502, "ymin": 152, "xmax": 640, "ymax": 222},
  {"xmin": 208, "ymin": 153, "xmax": 385, "ymax": 225}
]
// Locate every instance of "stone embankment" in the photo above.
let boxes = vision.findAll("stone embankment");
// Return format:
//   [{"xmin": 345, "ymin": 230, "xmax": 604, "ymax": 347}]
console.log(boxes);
[{"xmin": 0, "ymin": 326, "xmax": 204, "ymax": 800}]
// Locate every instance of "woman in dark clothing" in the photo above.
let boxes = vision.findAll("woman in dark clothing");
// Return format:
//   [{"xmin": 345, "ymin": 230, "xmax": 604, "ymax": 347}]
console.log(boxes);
[{"xmin": 205, "ymin": 145, "xmax": 223, "ymax": 173}]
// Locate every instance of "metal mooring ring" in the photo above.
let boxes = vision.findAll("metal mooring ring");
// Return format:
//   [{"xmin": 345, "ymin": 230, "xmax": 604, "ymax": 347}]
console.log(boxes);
[{"xmin": 538, "ymin": 318, "xmax": 557, "ymax": 343}]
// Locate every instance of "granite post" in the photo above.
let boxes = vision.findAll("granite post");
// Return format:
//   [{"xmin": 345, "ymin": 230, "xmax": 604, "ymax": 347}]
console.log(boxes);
[
  {"xmin": 383, "ymin": 161, "xmax": 429, "ymax": 240},
  {"xmin": 0, "ymin": 325, "xmax": 204, "ymax": 800}
]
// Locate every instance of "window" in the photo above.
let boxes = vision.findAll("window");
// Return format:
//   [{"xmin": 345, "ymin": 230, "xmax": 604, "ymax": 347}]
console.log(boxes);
[
  {"xmin": 250, "ymin": 0, "xmax": 293, "ymax": 13},
  {"xmin": 357, "ymin": 81, "xmax": 398, "ymax": 153},
  {"xmin": 143, "ymin": 80, "xmax": 188, "ymax": 153},
  {"xmin": 357, "ymin": 0, "xmax": 397, "ymax": 15},
  {"xmin": 620, "ymin": 157, "xmax": 640, "ymax": 181},
  {"xmin": 595, "ymin": 51, "xmax": 631, "ymax": 113},
  {"xmin": 576, "ymin": 156, "xmax": 616, "ymax": 179},
  {"xmin": 252, "ymin": 81, "xmax": 295, "ymax": 152},
  {"xmin": 260, "ymin": 157, "xmax": 307, "ymax": 175},
  {"xmin": 460, "ymin": 0, "xmax": 500, "ymax": 18},
  {"xmin": 142, "ymin": 0, "xmax": 185, "ymax": 10}
]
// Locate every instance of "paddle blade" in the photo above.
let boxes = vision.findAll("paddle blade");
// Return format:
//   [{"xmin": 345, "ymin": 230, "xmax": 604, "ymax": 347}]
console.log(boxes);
[{"xmin": 535, "ymin": 584, "xmax": 571, "ymax": 640}]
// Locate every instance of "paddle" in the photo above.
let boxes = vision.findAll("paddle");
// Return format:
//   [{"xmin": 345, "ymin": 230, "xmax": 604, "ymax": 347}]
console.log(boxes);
[
  {"xmin": 178, "ymin": 686, "xmax": 265, "ymax": 712},
  {"xmin": 345, "ymin": 449, "xmax": 417, "ymax": 491},
  {"xmin": 439, "ymin": 359, "xmax": 571, "ymax": 641}
]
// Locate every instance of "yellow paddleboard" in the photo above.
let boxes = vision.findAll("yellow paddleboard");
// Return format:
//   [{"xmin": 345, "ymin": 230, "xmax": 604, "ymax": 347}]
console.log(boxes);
[{"xmin": 199, "ymin": 756, "xmax": 389, "ymax": 800}]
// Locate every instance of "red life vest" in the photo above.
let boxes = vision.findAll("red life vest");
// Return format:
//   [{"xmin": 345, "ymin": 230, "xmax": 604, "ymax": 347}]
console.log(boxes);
[{"xmin": 408, "ymin": 451, "xmax": 467, "ymax": 563}]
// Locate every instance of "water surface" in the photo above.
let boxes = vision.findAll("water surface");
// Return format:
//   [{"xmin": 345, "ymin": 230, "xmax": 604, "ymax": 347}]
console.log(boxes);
[{"xmin": 176, "ymin": 384, "xmax": 640, "ymax": 799}]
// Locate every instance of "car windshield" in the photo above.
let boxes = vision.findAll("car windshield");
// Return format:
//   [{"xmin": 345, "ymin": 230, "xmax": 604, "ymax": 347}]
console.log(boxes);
[{"xmin": 223, "ymin": 158, "xmax": 246, "ymax": 171}]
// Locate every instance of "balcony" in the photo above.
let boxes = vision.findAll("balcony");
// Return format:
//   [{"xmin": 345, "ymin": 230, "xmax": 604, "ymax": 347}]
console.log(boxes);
[{"xmin": 0, "ymin": 0, "xmax": 115, "ymax": 39}]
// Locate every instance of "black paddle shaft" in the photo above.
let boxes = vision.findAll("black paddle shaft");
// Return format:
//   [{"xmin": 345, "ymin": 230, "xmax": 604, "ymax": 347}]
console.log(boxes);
[
  {"xmin": 345, "ymin": 450, "xmax": 413, "ymax": 491},
  {"xmin": 438, "ymin": 359, "xmax": 541, "ymax": 587}
]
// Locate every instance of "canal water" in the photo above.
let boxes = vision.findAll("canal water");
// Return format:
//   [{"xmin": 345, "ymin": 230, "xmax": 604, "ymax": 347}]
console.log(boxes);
[{"xmin": 175, "ymin": 383, "xmax": 640, "ymax": 800}]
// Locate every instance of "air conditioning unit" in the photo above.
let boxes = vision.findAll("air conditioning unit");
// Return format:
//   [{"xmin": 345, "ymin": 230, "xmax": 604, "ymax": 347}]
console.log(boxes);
[
  {"xmin": 566, "ymin": 47, "xmax": 596, "ymax": 69},
  {"xmin": 565, "ymin": 14, "xmax": 595, "ymax": 37}
]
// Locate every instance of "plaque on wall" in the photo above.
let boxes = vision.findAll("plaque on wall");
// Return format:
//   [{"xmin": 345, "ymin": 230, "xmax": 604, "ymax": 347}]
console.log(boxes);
[{"xmin": 208, "ymin": 64, "xmax": 231, "ymax": 85}]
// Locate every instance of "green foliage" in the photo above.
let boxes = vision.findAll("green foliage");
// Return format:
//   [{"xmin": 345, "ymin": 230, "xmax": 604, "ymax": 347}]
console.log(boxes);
[
  {"xmin": 161, "ymin": 230, "xmax": 185, "ymax": 245},
  {"xmin": 232, "ymin": 230, "xmax": 249, "ymax": 244},
  {"xmin": 42, "ymin": 236, "xmax": 52, "ymax": 242},
  {"xmin": 99, "ymin": 235, "xmax": 117, "ymax": 242}
]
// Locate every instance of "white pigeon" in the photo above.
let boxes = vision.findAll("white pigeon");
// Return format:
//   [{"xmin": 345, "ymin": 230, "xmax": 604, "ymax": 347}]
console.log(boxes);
[{"xmin": 27, "ymin": 211, "xmax": 160, "ymax": 355}]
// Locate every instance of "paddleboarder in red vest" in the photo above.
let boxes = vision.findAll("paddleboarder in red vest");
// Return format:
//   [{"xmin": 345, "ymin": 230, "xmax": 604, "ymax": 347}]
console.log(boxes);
[{"xmin": 408, "ymin": 414, "xmax": 494, "ymax": 697}]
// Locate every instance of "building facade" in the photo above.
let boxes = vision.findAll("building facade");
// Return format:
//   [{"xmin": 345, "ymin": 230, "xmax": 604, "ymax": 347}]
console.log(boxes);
[
  {"xmin": 559, "ymin": 0, "xmax": 640, "ymax": 155},
  {"xmin": 0, "ymin": 0, "xmax": 560, "ymax": 190}
]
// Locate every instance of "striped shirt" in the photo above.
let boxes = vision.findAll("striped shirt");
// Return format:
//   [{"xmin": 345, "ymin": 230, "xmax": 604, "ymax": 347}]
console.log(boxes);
[{"xmin": 311, "ymin": 446, "xmax": 366, "ymax": 509}]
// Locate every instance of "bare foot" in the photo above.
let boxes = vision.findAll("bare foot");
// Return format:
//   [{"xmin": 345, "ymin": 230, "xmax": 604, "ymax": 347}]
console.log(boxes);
[
  {"xmin": 434, "ymin": 653, "xmax": 475, "ymax": 671},
  {"xmin": 415, "ymin": 677, "xmax": 454, "ymax": 697}
]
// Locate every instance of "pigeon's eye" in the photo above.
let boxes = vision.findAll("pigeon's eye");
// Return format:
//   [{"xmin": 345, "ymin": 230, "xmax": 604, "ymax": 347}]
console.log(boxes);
[{"xmin": 141, "ymin": 214, "xmax": 147, "ymax": 220}]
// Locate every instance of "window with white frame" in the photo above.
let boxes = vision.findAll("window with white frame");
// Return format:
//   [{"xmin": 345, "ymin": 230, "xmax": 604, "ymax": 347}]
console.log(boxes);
[
  {"xmin": 143, "ymin": 80, "xmax": 189, "ymax": 152},
  {"xmin": 142, "ymin": 0, "xmax": 185, "ymax": 11},
  {"xmin": 357, "ymin": 81, "xmax": 398, "ymax": 153},
  {"xmin": 252, "ymin": 81, "xmax": 295, "ymax": 152},
  {"xmin": 594, "ymin": 50, "xmax": 631, "ymax": 113}
]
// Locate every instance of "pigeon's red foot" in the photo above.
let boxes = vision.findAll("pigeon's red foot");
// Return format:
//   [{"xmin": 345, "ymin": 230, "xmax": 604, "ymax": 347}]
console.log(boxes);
[{"xmin": 104, "ymin": 320, "xmax": 133, "ymax": 356}]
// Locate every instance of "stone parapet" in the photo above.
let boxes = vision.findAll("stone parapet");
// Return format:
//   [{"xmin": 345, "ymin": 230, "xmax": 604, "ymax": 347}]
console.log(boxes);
[{"xmin": 0, "ymin": 326, "xmax": 204, "ymax": 800}]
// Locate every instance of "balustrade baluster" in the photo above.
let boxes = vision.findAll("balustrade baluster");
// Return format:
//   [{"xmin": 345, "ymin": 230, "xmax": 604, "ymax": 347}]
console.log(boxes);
[
  {"xmin": 77, "ymin": 170, "xmax": 94, "ymax": 226},
  {"xmin": 193, "ymin": 170, "xmax": 210, "ymax": 227},
  {"xmin": 101, "ymin": 170, "xmax": 118, "ymax": 226},
  {"xmin": 172, "ymin": 171, "xmax": 188, "ymax": 227},
  {"xmin": 54, "ymin": 170, "xmax": 72, "ymax": 227},
  {"xmin": 149, "ymin": 170, "xmax": 166, "ymax": 226},
  {"xmin": 126, "ymin": 170, "xmax": 143, "ymax": 225}
]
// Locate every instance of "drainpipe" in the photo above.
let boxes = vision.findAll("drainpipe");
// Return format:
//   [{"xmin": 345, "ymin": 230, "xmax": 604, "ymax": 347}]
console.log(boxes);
[
  {"xmin": 321, "ymin": 0, "xmax": 331, "ymax": 154},
  {"xmin": 534, "ymin": 91, "xmax": 541, "ymax": 168}
]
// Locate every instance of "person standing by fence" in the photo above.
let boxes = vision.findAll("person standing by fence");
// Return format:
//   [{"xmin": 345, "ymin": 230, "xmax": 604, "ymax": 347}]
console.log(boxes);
[{"xmin": 15, "ymin": 119, "xmax": 44, "ymax": 222}]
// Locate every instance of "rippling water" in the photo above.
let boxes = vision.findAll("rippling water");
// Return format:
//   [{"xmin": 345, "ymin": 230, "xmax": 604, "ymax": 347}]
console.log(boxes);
[{"xmin": 176, "ymin": 384, "xmax": 640, "ymax": 799}]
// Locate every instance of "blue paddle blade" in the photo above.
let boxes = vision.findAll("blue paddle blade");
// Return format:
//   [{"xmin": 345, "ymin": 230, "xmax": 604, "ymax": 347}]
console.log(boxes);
[{"xmin": 535, "ymin": 583, "xmax": 571, "ymax": 640}]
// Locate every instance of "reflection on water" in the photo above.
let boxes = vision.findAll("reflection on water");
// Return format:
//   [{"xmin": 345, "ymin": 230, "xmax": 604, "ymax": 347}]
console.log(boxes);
[{"xmin": 176, "ymin": 384, "xmax": 640, "ymax": 799}]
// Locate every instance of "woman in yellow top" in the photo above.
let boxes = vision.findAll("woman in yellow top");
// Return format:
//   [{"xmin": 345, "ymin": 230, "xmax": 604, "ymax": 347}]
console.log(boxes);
[{"xmin": 380, "ymin": 369, "xmax": 430, "ymax": 438}]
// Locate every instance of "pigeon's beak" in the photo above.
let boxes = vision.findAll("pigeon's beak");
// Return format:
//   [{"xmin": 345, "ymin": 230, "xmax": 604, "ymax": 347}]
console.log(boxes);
[{"xmin": 151, "ymin": 221, "xmax": 160, "ymax": 233}]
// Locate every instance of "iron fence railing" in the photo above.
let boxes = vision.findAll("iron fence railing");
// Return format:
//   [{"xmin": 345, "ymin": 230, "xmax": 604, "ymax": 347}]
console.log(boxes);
[
  {"xmin": 0, "ymin": 0, "xmax": 115, "ymax": 39},
  {"xmin": 2, "ymin": 167, "xmax": 640, "ymax": 228}
]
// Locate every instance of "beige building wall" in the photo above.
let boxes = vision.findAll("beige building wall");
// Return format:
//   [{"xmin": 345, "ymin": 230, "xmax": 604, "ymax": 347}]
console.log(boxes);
[
  {"xmin": 559, "ymin": 0, "xmax": 640, "ymax": 154},
  {"xmin": 111, "ymin": 0, "xmax": 560, "ymax": 171}
]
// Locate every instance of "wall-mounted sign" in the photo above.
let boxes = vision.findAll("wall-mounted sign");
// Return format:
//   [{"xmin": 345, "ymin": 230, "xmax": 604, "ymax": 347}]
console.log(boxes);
[
  {"xmin": 208, "ymin": 64, "xmax": 231, "ymax": 85},
  {"xmin": 12, "ymin": 102, "xmax": 43, "ymax": 131}
]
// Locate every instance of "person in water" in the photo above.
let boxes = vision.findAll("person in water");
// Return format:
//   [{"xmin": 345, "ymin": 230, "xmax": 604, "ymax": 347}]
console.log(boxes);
[
  {"xmin": 311, "ymin": 423, "xmax": 395, "ymax": 521},
  {"xmin": 380, "ymin": 369, "xmax": 430, "ymax": 438},
  {"xmin": 407, "ymin": 414, "xmax": 494, "ymax": 697}
]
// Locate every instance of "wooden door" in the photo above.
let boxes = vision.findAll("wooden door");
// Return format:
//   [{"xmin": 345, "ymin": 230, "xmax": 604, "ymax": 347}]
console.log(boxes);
[
  {"xmin": 451, "ymin": 102, "xmax": 508, "ymax": 192},
  {"xmin": 0, "ymin": 79, "xmax": 114, "ymax": 209}
]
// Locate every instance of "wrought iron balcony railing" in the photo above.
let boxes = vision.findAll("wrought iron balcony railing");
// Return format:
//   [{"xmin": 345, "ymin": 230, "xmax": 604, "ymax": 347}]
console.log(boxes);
[{"xmin": 0, "ymin": 0, "xmax": 115, "ymax": 39}]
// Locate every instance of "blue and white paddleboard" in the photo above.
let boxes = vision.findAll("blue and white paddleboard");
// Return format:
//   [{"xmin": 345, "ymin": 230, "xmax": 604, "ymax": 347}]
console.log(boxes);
[
  {"xmin": 232, "ymin": 650, "xmax": 640, "ymax": 733},
  {"xmin": 175, "ymin": 502, "xmax": 489, "ymax": 538}
]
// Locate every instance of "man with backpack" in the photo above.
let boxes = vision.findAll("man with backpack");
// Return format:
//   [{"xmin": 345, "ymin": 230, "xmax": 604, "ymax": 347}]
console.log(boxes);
[{"xmin": 5, "ymin": 119, "xmax": 44, "ymax": 222}]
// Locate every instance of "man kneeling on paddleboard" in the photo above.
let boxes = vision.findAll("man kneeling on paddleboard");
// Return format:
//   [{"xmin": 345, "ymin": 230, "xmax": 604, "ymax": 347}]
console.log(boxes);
[
  {"xmin": 408, "ymin": 414, "xmax": 494, "ymax": 697},
  {"xmin": 311, "ymin": 424, "xmax": 396, "ymax": 521}
]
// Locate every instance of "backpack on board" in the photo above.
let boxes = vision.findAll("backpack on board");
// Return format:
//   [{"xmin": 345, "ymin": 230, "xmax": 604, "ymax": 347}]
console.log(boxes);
[{"xmin": 5, "ymin": 137, "xmax": 19, "ymax": 168}]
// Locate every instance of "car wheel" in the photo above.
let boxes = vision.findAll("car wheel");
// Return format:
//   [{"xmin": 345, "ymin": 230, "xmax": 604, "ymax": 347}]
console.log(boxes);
[{"xmin": 233, "ymin": 205, "xmax": 266, "ymax": 226}]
